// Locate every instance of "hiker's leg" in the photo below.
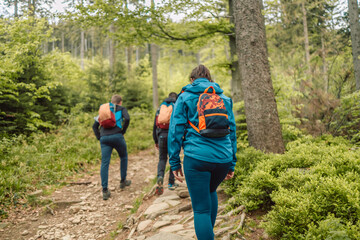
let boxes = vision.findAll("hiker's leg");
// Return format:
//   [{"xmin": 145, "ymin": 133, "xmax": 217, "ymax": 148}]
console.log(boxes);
[
  {"xmin": 183, "ymin": 156, "xmax": 214, "ymax": 240},
  {"xmin": 113, "ymin": 134, "xmax": 128, "ymax": 181},
  {"xmin": 157, "ymin": 134, "xmax": 167, "ymax": 179},
  {"xmin": 100, "ymin": 137, "xmax": 113, "ymax": 190},
  {"xmin": 209, "ymin": 162, "xmax": 232, "ymax": 227}
]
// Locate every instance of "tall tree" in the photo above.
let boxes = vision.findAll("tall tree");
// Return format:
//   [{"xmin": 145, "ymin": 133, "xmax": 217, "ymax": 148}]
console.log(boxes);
[
  {"xmin": 151, "ymin": 0, "xmax": 159, "ymax": 109},
  {"xmin": 302, "ymin": 1, "xmax": 311, "ymax": 76},
  {"xmin": 348, "ymin": 0, "xmax": 360, "ymax": 91},
  {"xmin": 233, "ymin": 0, "xmax": 285, "ymax": 154},
  {"xmin": 229, "ymin": 0, "xmax": 242, "ymax": 103}
]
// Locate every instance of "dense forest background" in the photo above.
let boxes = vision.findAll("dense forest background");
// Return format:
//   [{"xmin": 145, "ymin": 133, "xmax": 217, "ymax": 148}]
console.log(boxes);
[{"xmin": 1, "ymin": 0, "xmax": 360, "ymax": 239}]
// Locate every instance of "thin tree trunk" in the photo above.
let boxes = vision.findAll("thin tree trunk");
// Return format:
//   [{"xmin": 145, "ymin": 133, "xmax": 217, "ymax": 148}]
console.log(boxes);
[
  {"xmin": 302, "ymin": 2, "xmax": 311, "ymax": 75},
  {"xmin": 61, "ymin": 32, "xmax": 65, "ymax": 53},
  {"xmin": 14, "ymin": 0, "xmax": 18, "ymax": 17},
  {"xmin": 229, "ymin": 0, "xmax": 242, "ymax": 103},
  {"xmin": 321, "ymin": 31, "xmax": 328, "ymax": 92},
  {"xmin": 348, "ymin": 0, "xmax": 360, "ymax": 91},
  {"xmin": 151, "ymin": 43, "xmax": 159, "ymax": 109},
  {"xmin": 196, "ymin": 52, "xmax": 201, "ymax": 65},
  {"xmin": 80, "ymin": 30, "xmax": 85, "ymax": 70},
  {"xmin": 109, "ymin": 23, "xmax": 115, "ymax": 80},
  {"xmin": 127, "ymin": 46, "xmax": 132, "ymax": 77},
  {"xmin": 136, "ymin": 47, "xmax": 139, "ymax": 65},
  {"xmin": 233, "ymin": 0, "xmax": 285, "ymax": 154}
]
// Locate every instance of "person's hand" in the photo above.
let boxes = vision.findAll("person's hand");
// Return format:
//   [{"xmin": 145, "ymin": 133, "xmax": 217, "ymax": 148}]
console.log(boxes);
[
  {"xmin": 173, "ymin": 169, "xmax": 184, "ymax": 183},
  {"xmin": 155, "ymin": 143, "xmax": 159, "ymax": 150},
  {"xmin": 224, "ymin": 171, "xmax": 234, "ymax": 180}
]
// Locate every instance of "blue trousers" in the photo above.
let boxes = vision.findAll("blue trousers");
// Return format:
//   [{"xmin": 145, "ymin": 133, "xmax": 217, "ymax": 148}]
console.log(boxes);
[
  {"xmin": 100, "ymin": 133, "xmax": 128, "ymax": 189},
  {"xmin": 183, "ymin": 156, "xmax": 232, "ymax": 240}
]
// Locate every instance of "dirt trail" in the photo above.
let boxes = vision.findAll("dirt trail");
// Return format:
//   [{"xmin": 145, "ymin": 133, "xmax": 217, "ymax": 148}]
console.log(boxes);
[
  {"xmin": 0, "ymin": 148, "xmax": 159, "ymax": 240},
  {"xmin": 0, "ymin": 148, "xmax": 266, "ymax": 240}
]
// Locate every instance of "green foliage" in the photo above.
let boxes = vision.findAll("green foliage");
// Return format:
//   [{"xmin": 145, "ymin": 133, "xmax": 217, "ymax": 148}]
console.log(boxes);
[
  {"xmin": 125, "ymin": 107, "xmax": 153, "ymax": 154},
  {"xmin": 0, "ymin": 18, "xmax": 83, "ymax": 137},
  {"xmin": 0, "ymin": 109, "xmax": 100, "ymax": 211},
  {"xmin": 225, "ymin": 135, "xmax": 360, "ymax": 239},
  {"xmin": 329, "ymin": 91, "xmax": 360, "ymax": 144}
]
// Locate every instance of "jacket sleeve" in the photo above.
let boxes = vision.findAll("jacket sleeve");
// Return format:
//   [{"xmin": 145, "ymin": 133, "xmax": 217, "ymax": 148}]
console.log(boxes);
[
  {"xmin": 121, "ymin": 108, "xmax": 130, "ymax": 135},
  {"xmin": 228, "ymin": 99, "xmax": 237, "ymax": 171},
  {"xmin": 92, "ymin": 120, "xmax": 101, "ymax": 140},
  {"xmin": 168, "ymin": 96, "xmax": 187, "ymax": 171}
]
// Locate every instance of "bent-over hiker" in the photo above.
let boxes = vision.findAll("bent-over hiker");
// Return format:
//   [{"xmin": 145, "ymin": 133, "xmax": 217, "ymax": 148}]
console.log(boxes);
[{"xmin": 92, "ymin": 95, "xmax": 131, "ymax": 200}]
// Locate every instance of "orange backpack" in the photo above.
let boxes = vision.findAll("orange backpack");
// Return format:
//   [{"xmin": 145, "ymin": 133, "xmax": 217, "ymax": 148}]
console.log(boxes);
[
  {"xmin": 156, "ymin": 103, "xmax": 174, "ymax": 129},
  {"xmin": 188, "ymin": 86, "xmax": 230, "ymax": 138}
]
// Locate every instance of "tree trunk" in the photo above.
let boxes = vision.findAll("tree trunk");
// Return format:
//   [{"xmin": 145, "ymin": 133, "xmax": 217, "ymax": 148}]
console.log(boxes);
[
  {"xmin": 151, "ymin": 43, "xmax": 159, "ymax": 109},
  {"xmin": 233, "ymin": 0, "xmax": 285, "ymax": 154},
  {"xmin": 321, "ymin": 30, "xmax": 328, "ymax": 92},
  {"xmin": 80, "ymin": 30, "xmax": 85, "ymax": 70},
  {"xmin": 229, "ymin": 0, "xmax": 242, "ymax": 103},
  {"xmin": 14, "ymin": 0, "xmax": 18, "ymax": 17},
  {"xmin": 127, "ymin": 46, "xmax": 132, "ymax": 77},
  {"xmin": 348, "ymin": 0, "xmax": 360, "ymax": 91},
  {"xmin": 302, "ymin": 2, "xmax": 311, "ymax": 76},
  {"xmin": 61, "ymin": 32, "xmax": 65, "ymax": 53},
  {"xmin": 109, "ymin": 23, "xmax": 115, "ymax": 81}
]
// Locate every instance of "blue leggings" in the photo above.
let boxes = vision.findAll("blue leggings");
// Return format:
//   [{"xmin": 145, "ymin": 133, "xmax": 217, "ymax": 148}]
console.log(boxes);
[{"xmin": 183, "ymin": 156, "xmax": 232, "ymax": 240}]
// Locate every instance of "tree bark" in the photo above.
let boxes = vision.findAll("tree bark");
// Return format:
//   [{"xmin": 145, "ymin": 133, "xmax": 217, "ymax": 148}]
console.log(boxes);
[
  {"xmin": 229, "ymin": 0, "xmax": 242, "ymax": 103},
  {"xmin": 61, "ymin": 32, "xmax": 65, "ymax": 53},
  {"xmin": 14, "ymin": 0, "xmax": 18, "ymax": 18},
  {"xmin": 233, "ymin": 0, "xmax": 285, "ymax": 154},
  {"xmin": 348, "ymin": 0, "xmax": 360, "ymax": 91},
  {"xmin": 109, "ymin": 23, "xmax": 115, "ymax": 80},
  {"xmin": 321, "ymin": 30, "xmax": 328, "ymax": 92},
  {"xmin": 151, "ymin": 43, "xmax": 159, "ymax": 109},
  {"xmin": 80, "ymin": 30, "xmax": 85, "ymax": 70},
  {"xmin": 302, "ymin": 2, "xmax": 311, "ymax": 76},
  {"xmin": 127, "ymin": 46, "xmax": 132, "ymax": 77}
]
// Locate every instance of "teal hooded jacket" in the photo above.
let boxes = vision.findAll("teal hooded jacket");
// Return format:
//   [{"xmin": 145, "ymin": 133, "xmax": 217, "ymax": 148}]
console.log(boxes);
[{"xmin": 168, "ymin": 78, "xmax": 237, "ymax": 172}]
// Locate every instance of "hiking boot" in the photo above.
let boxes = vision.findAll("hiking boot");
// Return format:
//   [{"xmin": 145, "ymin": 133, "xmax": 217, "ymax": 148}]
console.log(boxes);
[
  {"xmin": 168, "ymin": 183, "xmax": 179, "ymax": 190},
  {"xmin": 155, "ymin": 176, "xmax": 164, "ymax": 195},
  {"xmin": 155, "ymin": 186, "xmax": 164, "ymax": 195},
  {"xmin": 120, "ymin": 179, "xmax": 131, "ymax": 189},
  {"xmin": 102, "ymin": 189, "xmax": 111, "ymax": 200}
]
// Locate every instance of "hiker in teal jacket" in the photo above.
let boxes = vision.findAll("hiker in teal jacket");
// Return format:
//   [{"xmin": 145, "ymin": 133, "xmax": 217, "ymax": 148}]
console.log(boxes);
[{"xmin": 168, "ymin": 65, "xmax": 237, "ymax": 240}]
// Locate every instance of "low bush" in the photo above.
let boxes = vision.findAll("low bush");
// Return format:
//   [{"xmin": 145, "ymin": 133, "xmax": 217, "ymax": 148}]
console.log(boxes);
[{"xmin": 224, "ymin": 134, "xmax": 360, "ymax": 239}]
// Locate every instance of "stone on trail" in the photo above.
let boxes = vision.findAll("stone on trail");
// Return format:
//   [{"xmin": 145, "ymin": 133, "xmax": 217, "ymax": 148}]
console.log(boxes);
[
  {"xmin": 137, "ymin": 220, "xmax": 152, "ymax": 232},
  {"xmin": 159, "ymin": 224, "xmax": 184, "ymax": 233},
  {"xmin": 146, "ymin": 232, "xmax": 193, "ymax": 240},
  {"xmin": 153, "ymin": 194, "xmax": 180, "ymax": 204},
  {"xmin": 161, "ymin": 215, "xmax": 182, "ymax": 221},
  {"xmin": 21, "ymin": 230, "xmax": 29, "ymax": 236},
  {"xmin": 144, "ymin": 202, "xmax": 170, "ymax": 215},
  {"xmin": 152, "ymin": 220, "xmax": 171, "ymax": 229},
  {"xmin": 177, "ymin": 190, "xmax": 190, "ymax": 198}
]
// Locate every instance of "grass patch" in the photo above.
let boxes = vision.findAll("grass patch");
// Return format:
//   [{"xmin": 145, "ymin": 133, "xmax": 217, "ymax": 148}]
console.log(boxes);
[{"xmin": 0, "ymin": 108, "xmax": 153, "ymax": 217}]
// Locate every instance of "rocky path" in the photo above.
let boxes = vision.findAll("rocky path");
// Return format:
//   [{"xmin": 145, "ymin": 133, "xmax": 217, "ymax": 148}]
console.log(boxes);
[{"xmin": 0, "ymin": 148, "xmax": 265, "ymax": 240}]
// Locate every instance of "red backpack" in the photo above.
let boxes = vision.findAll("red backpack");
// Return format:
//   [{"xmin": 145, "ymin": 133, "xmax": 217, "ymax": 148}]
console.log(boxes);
[
  {"xmin": 188, "ymin": 86, "xmax": 230, "ymax": 138},
  {"xmin": 98, "ymin": 103, "xmax": 116, "ymax": 128}
]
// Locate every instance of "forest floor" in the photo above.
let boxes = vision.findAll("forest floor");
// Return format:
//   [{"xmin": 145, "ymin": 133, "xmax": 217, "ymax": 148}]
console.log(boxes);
[{"xmin": 0, "ymin": 148, "xmax": 268, "ymax": 240}]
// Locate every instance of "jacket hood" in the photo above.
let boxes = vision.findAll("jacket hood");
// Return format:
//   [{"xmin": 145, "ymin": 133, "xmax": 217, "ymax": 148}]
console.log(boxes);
[
  {"xmin": 163, "ymin": 97, "xmax": 176, "ymax": 103},
  {"xmin": 182, "ymin": 78, "xmax": 223, "ymax": 94}
]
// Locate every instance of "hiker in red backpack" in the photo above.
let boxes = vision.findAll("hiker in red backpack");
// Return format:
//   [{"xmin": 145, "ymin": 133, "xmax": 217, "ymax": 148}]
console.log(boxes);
[
  {"xmin": 168, "ymin": 65, "xmax": 237, "ymax": 240},
  {"xmin": 153, "ymin": 92, "xmax": 179, "ymax": 195},
  {"xmin": 92, "ymin": 95, "xmax": 131, "ymax": 200}
]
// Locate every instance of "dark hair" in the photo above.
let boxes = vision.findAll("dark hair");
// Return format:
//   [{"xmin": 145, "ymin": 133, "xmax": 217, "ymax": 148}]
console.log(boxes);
[
  {"xmin": 190, "ymin": 65, "xmax": 212, "ymax": 82},
  {"xmin": 111, "ymin": 95, "xmax": 122, "ymax": 104},
  {"xmin": 168, "ymin": 92, "xmax": 178, "ymax": 100}
]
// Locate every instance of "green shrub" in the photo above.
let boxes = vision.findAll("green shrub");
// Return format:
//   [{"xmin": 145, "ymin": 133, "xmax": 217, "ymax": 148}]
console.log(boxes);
[{"xmin": 225, "ymin": 135, "xmax": 360, "ymax": 239}]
